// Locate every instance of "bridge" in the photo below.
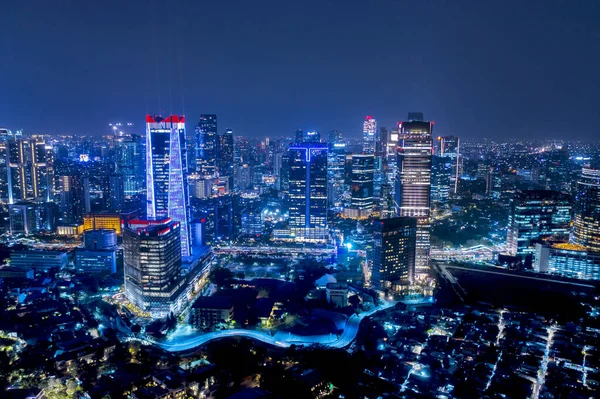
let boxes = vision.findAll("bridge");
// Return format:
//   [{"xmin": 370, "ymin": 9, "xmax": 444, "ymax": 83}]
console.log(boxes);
[{"xmin": 214, "ymin": 245, "xmax": 337, "ymax": 257}]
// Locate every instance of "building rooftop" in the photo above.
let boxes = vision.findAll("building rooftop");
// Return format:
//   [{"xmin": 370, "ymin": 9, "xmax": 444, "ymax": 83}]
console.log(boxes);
[{"xmin": 192, "ymin": 296, "xmax": 233, "ymax": 310}]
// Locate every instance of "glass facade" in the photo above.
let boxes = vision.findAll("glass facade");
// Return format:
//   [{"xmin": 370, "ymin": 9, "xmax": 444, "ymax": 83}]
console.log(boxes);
[
  {"xmin": 123, "ymin": 219, "xmax": 184, "ymax": 317},
  {"xmin": 372, "ymin": 217, "xmax": 417, "ymax": 289},
  {"xmin": 195, "ymin": 114, "xmax": 218, "ymax": 176},
  {"xmin": 362, "ymin": 116, "xmax": 377, "ymax": 153},
  {"xmin": 287, "ymin": 143, "xmax": 328, "ymax": 243},
  {"xmin": 146, "ymin": 115, "xmax": 191, "ymax": 257},
  {"xmin": 350, "ymin": 154, "xmax": 375, "ymax": 216},
  {"xmin": 535, "ymin": 243, "xmax": 600, "ymax": 280},
  {"xmin": 395, "ymin": 117, "xmax": 433, "ymax": 275},
  {"xmin": 507, "ymin": 190, "xmax": 572, "ymax": 261},
  {"xmin": 571, "ymin": 167, "xmax": 600, "ymax": 252}
]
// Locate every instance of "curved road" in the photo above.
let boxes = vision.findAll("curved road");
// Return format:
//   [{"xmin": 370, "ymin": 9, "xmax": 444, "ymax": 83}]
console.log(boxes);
[{"xmin": 148, "ymin": 301, "xmax": 398, "ymax": 352}]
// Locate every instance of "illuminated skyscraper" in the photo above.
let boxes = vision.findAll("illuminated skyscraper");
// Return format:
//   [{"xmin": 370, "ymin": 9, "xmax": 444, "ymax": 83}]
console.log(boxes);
[
  {"xmin": 395, "ymin": 113, "xmax": 433, "ymax": 275},
  {"xmin": 327, "ymin": 142, "xmax": 346, "ymax": 208},
  {"xmin": 507, "ymin": 190, "xmax": 571, "ymax": 264},
  {"xmin": 347, "ymin": 154, "xmax": 374, "ymax": 219},
  {"xmin": 115, "ymin": 133, "xmax": 144, "ymax": 196},
  {"xmin": 437, "ymin": 136, "xmax": 460, "ymax": 194},
  {"xmin": 2, "ymin": 137, "xmax": 52, "ymax": 203},
  {"xmin": 217, "ymin": 128, "xmax": 234, "ymax": 189},
  {"xmin": 362, "ymin": 116, "xmax": 377, "ymax": 153},
  {"xmin": 287, "ymin": 142, "xmax": 328, "ymax": 243},
  {"xmin": 571, "ymin": 167, "xmax": 600, "ymax": 252},
  {"xmin": 195, "ymin": 114, "xmax": 217, "ymax": 176},
  {"xmin": 124, "ymin": 219, "xmax": 184, "ymax": 317},
  {"xmin": 146, "ymin": 115, "xmax": 191, "ymax": 257},
  {"xmin": 372, "ymin": 217, "xmax": 417, "ymax": 289}
]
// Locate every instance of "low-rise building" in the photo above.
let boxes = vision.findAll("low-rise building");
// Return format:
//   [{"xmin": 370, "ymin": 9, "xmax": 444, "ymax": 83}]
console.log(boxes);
[
  {"xmin": 534, "ymin": 242, "xmax": 600, "ymax": 280},
  {"xmin": 189, "ymin": 296, "xmax": 234, "ymax": 329},
  {"xmin": 10, "ymin": 250, "xmax": 68, "ymax": 271},
  {"xmin": 326, "ymin": 282, "xmax": 348, "ymax": 308}
]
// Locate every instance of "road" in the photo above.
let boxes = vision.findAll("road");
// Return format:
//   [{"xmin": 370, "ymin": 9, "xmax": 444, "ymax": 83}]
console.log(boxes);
[{"xmin": 146, "ymin": 301, "xmax": 398, "ymax": 352}]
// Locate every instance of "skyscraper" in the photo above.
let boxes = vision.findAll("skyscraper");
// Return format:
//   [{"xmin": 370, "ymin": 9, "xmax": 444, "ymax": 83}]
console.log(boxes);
[
  {"xmin": 195, "ymin": 114, "xmax": 218, "ymax": 176},
  {"xmin": 327, "ymin": 142, "xmax": 347, "ymax": 208},
  {"xmin": 287, "ymin": 142, "xmax": 328, "ymax": 243},
  {"xmin": 115, "ymin": 133, "xmax": 144, "ymax": 196},
  {"xmin": 146, "ymin": 115, "xmax": 191, "ymax": 257},
  {"xmin": 59, "ymin": 174, "xmax": 86, "ymax": 224},
  {"xmin": 571, "ymin": 167, "xmax": 600, "ymax": 252},
  {"xmin": 395, "ymin": 114, "xmax": 433, "ymax": 275},
  {"xmin": 346, "ymin": 154, "xmax": 374, "ymax": 219},
  {"xmin": 507, "ymin": 190, "xmax": 572, "ymax": 265},
  {"xmin": 431, "ymin": 155, "xmax": 451, "ymax": 206},
  {"xmin": 362, "ymin": 116, "xmax": 377, "ymax": 153},
  {"xmin": 2, "ymin": 137, "xmax": 52, "ymax": 203},
  {"xmin": 437, "ymin": 136, "xmax": 461, "ymax": 194},
  {"xmin": 372, "ymin": 217, "xmax": 417, "ymax": 289},
  {"xmin": 123, "ymin": 219, "xmax": 184, "ymax": 317},
  {"xmin": 218, "ymin": 128, "xmax": 234, "ymax": 189}
]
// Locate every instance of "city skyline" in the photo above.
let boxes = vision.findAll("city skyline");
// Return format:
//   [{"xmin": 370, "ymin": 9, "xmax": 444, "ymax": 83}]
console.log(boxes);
[{"xmin": 2, "ymin": 1, "xmax": 600, "ymax": 140}]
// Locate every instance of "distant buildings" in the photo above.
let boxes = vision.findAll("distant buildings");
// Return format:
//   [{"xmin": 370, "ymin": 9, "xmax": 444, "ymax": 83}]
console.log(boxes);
[
  {"xmin": 287, "ymin": 142, "xmax": 328, "ymax": 243},
  {"xmin": 362, "ymin": 116, "xmax": 377, "ymax": 153},
  {"xmin": 395, "ymin": 113, "xmax": 433, "ymax": 275},
  {"xmin": 218, "ymin": 128, "xmax": 234, "ymax": 188},
  {"xmin": 124, "ymin": 219, "xmax": 185, "ymax": 317},
  {"xmin": 371, "ymin": 217, "xmax": 417, "ymax": 289},
  {"xmin": 194, "ymin": 114, "xmax": 218, "ymax": 176},
  {"xmin": 146, "ymin": 115, "xmax": 191, "ymax": 257},
  {"xmin": 507, "ymin": 190, "xmax": 571, "ymax": 265},
  {"xmin": 571, "ymin": 167, "xmax": 600, "ymax": 252}
]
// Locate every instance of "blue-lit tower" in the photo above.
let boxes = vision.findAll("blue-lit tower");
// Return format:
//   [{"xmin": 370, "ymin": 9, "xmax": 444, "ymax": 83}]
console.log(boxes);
[
  {"xmin": 287, "ymin": 142, "xmax": 328, "ymax": 243},
  {"xmin": 146, "ymin": 115, "xmax": 192, "ymax": 257}
]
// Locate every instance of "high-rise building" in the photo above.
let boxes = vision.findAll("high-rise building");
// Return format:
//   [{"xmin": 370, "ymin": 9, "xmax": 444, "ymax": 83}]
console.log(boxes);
[
  {"xmin": 9, "ymin": 202, "xmax": 37, "ymax": 235},
  {"xmin": 571, "ymin": 167, "xmax": 600, "ymax": 252},
  {"xmin": 218, "ymin": 128, "xmax": 234, "ymax": 189},
  {"xmin": 345, "ymin": 154, "xmax": 374, "ymax": 219},
  {"xmin": 372, "ymin": 217, "xmax": 417, "ymax": 289},
  {"xmin": 107, "ymin": 174, "xmax": 124, "ymax": 212},
  {"xmin": 146, "ymin": 115, "xmax": 191, "ymax": 257},
  {"xmin": 395, "ymin": 114, "xmax": 433, "ymax": 275},
  {"xmin": 287, "ymin": 142, "xmax": 328, "ymax": 243},
  {"xmin": 124, "ymin": 219, "xmax": 185, "ymax": 317},
  {"xmin": 362, "ymin": 116, "xmax": 377, "ymax": 153},
  {"xmin": 436, "ymin": 136, "xmax": 460, "ymax": 194},
  {"xmin": 115, "ymin": 133, "xmax": 144, "ymax": 196},
  {"xmin": 59, "ymin": 174, "xmax": 86, "ymax": 224},
  {"xmin": 194, "ymin": 114, "xmax": 218, "ymax": 176},
  {"xmin": 431, "ymin": 155, "xmax": 451, "ymax": 206},
  {"xmin": 507, "ymin": 190, "xmax": 572, "ymax": 264},
  {"xmin": 327, "ymin": 142, "xmax": 347, "ymax": 208}
]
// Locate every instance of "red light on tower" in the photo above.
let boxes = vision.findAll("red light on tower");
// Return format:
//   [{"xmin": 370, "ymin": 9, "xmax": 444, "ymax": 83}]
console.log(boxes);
[{"xmin": 365, "ymin": 115, "xmax": 374, "ymax": 120}]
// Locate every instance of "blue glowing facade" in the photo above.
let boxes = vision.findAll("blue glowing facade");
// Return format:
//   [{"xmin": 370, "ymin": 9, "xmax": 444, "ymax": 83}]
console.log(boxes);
[{"xmin": 146, "ymin": 115, "xmax": 191, "ymax": 257}]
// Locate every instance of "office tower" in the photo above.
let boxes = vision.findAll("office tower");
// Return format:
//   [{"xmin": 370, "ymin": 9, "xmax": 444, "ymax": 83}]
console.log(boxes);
[
  {"xmin": 124, "ymin": 219, "xmax": 184, "ymax": 317},
  {"xmin": 395, "ymin": 114, "xmax": 433, "ymax": 275},
  {"xmin": 437, "ymin": 136, "xmax": 460, "ymax": 194},
  {"xmin": 59, "ymin": 175, "xmax": 86, "ymax": 224},
  {"xmin": 287, "ymin": 142, "xmax": 328, "ymax": 243},
  {"xmin": 2, "ymin": 137, "xmax": 53, "ymax": 203},
  {"xmin": 294, "ymin": 129, "xmax": 304, "ymax": 142},
  {"xmin": 194, "ymin": 114, "xmax": 218, "ymax": 176},
  {"xmin": 327, "ymin": 142, "xmax": 347, "ymax": 208},
  {"xmin": 507, "ymin": 190, "xmax": 572, "ymax": 264},
  {"xmin": 372, "ymin": 217, "xmax": 417, "ymax": 289},
  {"xmin": 9, "ymin": 202, "xmax": 37, "ymax": 235},
  {"xmin": 115, "ymin": 133, "xmax": 144, "ymax": 196},
  {"xmin": 108, "ymin": 174, "xmax": 124, "ymax": 212},
  {"xmin": 362, "ymin": 116, "xmax": 377, "ymax": 153},
  {"xmin": 534, "ymin": 242, "xmax": 600, "ymax": 280},
  {"xmin": 431, "ymin": 155, "xmax": 451, "ymax": 206},
  {"xmin": 571, "ymin": 167, "xmax": 600, "ymax": 252},
  {"xmin": 146, "ymin": 115, "xmax": 191, "ymax": 257},
  {"xmin": 218, "ymin": 128, "xmax": 234, "ymax": 189},
  {"xmin": 349, "ymin": 154, "xmax": 375, "ymax": 218}
]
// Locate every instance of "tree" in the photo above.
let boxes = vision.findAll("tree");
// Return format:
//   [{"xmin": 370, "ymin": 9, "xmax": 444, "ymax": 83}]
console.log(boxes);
[{"xmin": 209, "ymin": 267, "xmax": 235, "ymax": 288}]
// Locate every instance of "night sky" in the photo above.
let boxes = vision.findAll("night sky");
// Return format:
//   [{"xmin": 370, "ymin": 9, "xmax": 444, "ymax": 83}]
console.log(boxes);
[{"xmin": 1, "ymin": 0, "xmax": 599, "ymax": 140}]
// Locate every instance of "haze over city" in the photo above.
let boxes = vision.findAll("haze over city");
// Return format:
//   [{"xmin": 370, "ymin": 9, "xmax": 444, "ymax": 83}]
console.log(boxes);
[{"xmin": 2, "ymin": 0, "xmax": 600, "ymax": 139}]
